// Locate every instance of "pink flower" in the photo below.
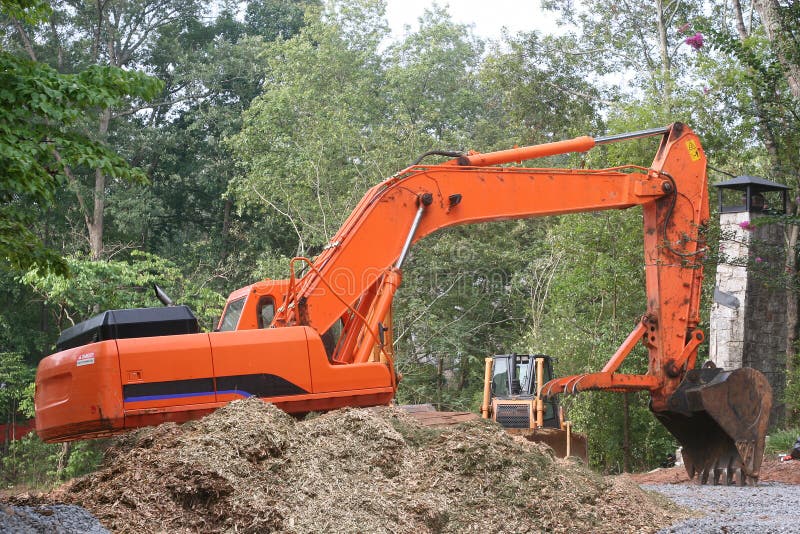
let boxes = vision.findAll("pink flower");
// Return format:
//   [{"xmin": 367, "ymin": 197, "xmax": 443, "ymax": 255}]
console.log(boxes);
[
  {"xmin": 739, "ymin": 221, "xmax": 753, "ymax": 230},
  {"xmin": 685, "ymin": 32, "xmax": 704, "ymax": 50},
  {"xmin": 703, "ymin": 86, "xmax": 710, "ymax": 95},
  {"xmin": 755, "ymin": 257, "xmax": 763, "ymax": 263},
  {"xmin": 678, "ymin": 23, "xmax": 691, "ymax": 34}
]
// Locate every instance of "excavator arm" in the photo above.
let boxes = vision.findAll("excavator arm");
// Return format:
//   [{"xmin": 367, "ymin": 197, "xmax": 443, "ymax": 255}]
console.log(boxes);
[{"xmin": 277, "ymin": 124, "xmax": 707, "ymax": 400}]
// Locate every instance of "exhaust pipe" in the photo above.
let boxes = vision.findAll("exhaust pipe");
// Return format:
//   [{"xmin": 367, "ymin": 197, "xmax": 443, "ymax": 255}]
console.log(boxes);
[{"xmin": 153, "ymin": 284, "xmax": 174, "ymax": 307}]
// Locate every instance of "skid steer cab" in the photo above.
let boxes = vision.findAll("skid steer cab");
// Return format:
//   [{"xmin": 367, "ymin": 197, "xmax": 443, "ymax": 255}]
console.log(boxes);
[{"xmin": 481, "ymin": 354, "xmax": 588, "ymax": 460}]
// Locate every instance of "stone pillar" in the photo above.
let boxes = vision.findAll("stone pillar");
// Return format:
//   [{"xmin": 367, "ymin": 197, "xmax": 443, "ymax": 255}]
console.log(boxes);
[{"xmin": 710, "ymin": 212, "xmax": 786, "ymax": 425}]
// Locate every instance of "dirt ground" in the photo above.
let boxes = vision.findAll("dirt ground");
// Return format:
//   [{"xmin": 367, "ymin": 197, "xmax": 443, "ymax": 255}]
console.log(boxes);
[{"xmin": 629, "ymin": 457, "xmax": 800, "ymax": 485}]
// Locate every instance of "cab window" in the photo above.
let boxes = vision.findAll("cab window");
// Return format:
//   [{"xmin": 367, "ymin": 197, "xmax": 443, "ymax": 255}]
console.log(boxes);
[
  {"xmin": 321, "ymin": 318, "xmax": 344, "ymax": 359},
  {"xmin": 515, "ymin": 357, "xmax": 532, "ymax": 395},
  {"xmin": 491, "ymin": 358, "xmax": 509, "ymax": 396},
  {"xmin": 257, "ymin": 297, "xmax": 275, "ymax": 329},
  {"xmin": 218, "ymin": 297, "xmax": 246, "ymax": 331}
]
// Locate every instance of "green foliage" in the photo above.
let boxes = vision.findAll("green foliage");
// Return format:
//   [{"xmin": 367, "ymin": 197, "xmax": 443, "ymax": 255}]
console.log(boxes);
[
  {"xmin": 765, "ymin": 426, "xmax": 800, "ymax": 455},
  {"xmin": 0, "ymin": 36, "xmax": 162, "ymax": 273},
  {"xmin": 0, "ymin": 0, "xmax": 50, "ymax": 24},
  {"xmin": 228, "ymin": 1, "xmax": 390, "ymax": 254},
  {"xmin": 1, "ymin": 434, "xmax": 105, "ymax": 488},
  {"xmin": 22, "ymin": 251, "xmax": 225, "ymax": 334},
  {"xmin": 786, "ymin": 364, "xmax": 800, "ymax": 423},
  {"xmin": 0, "ymin": 353, "xmax": 33, "ymax": 428},
  {"xmin": 60, "ymin": 440, "xmax": 106, "ymax": 480},
  {"xmin": 1, "ymin": 433, "xmax": 60, "ymax": 488},
  {"xmin": 18, "ymin": 383, "xmax": 34, "ymax": 419}
]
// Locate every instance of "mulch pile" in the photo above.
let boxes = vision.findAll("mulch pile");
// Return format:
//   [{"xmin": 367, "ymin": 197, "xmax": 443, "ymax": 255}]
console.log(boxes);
[{"xmin": 56, "ymin": 399, "xmax": 687, "ymax": 533}]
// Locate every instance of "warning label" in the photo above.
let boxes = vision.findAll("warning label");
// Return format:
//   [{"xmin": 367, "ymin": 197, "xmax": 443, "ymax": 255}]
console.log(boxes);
[
  {"xmin": 686, "ymin": 139, "xmax": 701, "ymax": 161},
  {"xmin": 77, "ymin": 353, "xmax": 96, "ymax": 367}
]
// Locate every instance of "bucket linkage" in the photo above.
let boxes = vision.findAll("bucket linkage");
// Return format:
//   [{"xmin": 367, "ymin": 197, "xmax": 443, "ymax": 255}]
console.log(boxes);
[{"xmin": 654, "ymin": 364, "xmax": 772, "ymax": 486}]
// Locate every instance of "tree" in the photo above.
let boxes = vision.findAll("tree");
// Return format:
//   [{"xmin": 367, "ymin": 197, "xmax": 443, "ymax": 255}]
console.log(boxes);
[
  {"xmin": 752, "ymin": 0, "xmax": 800, "ymax": 423},
  {"xmin": 1, "ymin": 2, "xmax": 161, "ymax": 272},
  {"xmin": 4, "ymin": 0, "xmax": 208, "ymax": 259},
  {"xmin": 541, "ymin": 0, "xmax": 703, "ymax": 117},
  {"xmin": 229, "ymin": 0, "xmax": 391, "ymax": 258},
  {"xmin": 0, "ymin": 352, "xmax": 33, "ymax": 451},
  {"xmin": 696, "ymin": 0, "xmax": 800, "ymax": 423}
]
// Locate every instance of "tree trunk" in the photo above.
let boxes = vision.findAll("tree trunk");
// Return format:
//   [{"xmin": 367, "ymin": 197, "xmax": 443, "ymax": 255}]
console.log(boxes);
[
  {"xmin": 436, "ymin": 355, "xmax": 444, "ymax": 410},
  {"xmin": 732, "ymin": 0, "xmax": 782, "ymax": 164},
  {"xmin": 56, "ymin": 442, "xmax": 70, "ymax": 480},
  {"xmin": 755, "ymin": 0, "xmax": 800, "ymax": 99},
  {"xmin": 786, "ymin": 214, "xmax": 799, "ymax": 421},
  {"xmin": 457, "ymin": 354, "xmax": 468, "ymax": 391},
  {"xmin": 622, "ymin": 392, "xmax": 631, "ymax": 473},
  {"xmin": 88, "ymin": 108, "xmax": 112, "ymax": 259},
  {"xmin": 752, "ymin": 0, "xmax": 800, "ymax": 422},
  {"xmin": 655, "ymin": 0, "xmax": 672, "ymax": 114},
  {"xmin": 221, "ymin": 198, "xmax": 233, "ymax": 261}
]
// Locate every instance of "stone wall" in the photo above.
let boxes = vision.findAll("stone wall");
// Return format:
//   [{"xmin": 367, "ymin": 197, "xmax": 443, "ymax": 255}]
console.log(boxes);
[
  {"xmin": 744, "ymin": 218, "xmax": 786, "ymax": 424},
  {"xmin": 709, "ymin": 211, "xmax": 786, "ymax": 425},
  {"xmin": 709, "ymin": 212, "xmax": 751, "ymax": 370}
]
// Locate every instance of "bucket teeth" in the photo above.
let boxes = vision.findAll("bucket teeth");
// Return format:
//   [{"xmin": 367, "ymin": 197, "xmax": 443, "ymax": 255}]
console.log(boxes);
[
  {"xmin": 654, "ymin": 366, "xmax": 772, "ymax": 486},
  {"xmin": 682, "ymin": 441, "xmax": 757, "ymax": 486}
]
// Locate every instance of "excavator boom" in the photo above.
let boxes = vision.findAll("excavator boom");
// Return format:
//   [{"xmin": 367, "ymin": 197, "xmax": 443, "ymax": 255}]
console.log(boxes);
[{"xmin": 34, "ymin": 123, "xmax": 771, "ymax": 485}]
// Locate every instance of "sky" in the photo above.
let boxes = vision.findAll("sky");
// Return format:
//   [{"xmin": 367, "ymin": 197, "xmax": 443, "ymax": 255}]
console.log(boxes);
[{"xmin": 384, "ymin": 0, "xmax": 556, "ymax": 43}]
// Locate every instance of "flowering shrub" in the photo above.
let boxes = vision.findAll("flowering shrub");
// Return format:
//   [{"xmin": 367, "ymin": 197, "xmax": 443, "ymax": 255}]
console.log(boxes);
[
  {"xmin": 685, "ymin": 32, "xmax": 704, "ymax": 50},
  {"xmin": 739, "ymin": 220, "xmax": 754, "ymax": 231}
]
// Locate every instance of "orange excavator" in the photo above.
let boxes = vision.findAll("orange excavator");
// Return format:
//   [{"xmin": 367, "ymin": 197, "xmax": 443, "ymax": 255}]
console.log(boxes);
[{"xmin": 35, "ymin": 123, "xmax": 771, "ymax": 485}]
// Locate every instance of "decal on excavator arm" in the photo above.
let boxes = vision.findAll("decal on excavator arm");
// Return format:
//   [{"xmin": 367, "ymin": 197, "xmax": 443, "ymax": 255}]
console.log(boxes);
[{"xmin": 686, "ymin": 139, "xmax": 701, "ymax": 161}]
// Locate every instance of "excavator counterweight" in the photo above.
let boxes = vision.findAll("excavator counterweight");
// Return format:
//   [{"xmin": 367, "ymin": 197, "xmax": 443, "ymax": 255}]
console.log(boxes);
[{"xmin": 34, "ymin": 123, "xmax": 772, "ymax": 485}]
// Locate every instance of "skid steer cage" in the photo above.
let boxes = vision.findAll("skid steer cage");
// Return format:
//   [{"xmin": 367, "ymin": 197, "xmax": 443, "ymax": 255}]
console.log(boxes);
[{"xmin": 654, "ymin": 366, "xmax": 772, "ymax": 486}]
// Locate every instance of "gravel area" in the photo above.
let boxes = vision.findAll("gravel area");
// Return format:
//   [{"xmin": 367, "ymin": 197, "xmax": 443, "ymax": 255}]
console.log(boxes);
[
  {"xmin": 0, "ymin": 503, "xmax": 108, "ymax": 533},
  {"xmin": 645, "ymin": 482, "xmax": 800, "ymax": 533}
]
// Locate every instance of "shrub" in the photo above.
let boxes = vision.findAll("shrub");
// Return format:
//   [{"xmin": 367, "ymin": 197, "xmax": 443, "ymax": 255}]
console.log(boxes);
[{"xmin": 765, "ymin": 427, "xmax": 800, "ymax": 455}]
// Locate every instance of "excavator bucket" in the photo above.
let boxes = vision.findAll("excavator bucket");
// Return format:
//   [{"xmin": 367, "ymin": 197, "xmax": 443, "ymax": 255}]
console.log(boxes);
[{"xmin": 654, "ymin": 365, "xmax": 772, "ymax": 486}]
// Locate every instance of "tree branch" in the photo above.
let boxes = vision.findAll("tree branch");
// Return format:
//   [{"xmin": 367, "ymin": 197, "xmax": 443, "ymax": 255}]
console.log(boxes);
[{"xmin": 52, "ymin": 150, "xmax": 92, "ymax": 231}]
